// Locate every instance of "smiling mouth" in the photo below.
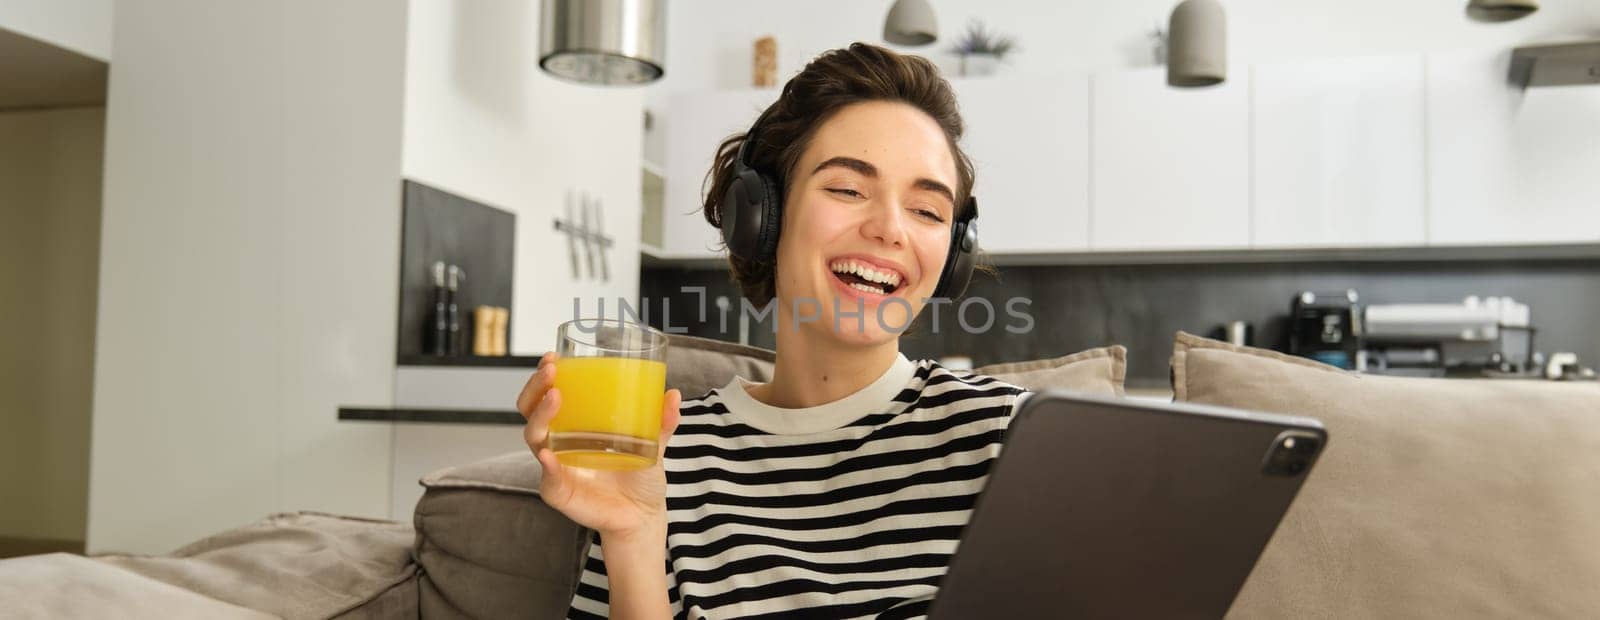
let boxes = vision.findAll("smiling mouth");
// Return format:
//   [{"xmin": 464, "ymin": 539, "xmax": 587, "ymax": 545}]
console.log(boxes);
[{"xmin": 828, "ymin": 259, "xmax": 906, "ymax": 296}]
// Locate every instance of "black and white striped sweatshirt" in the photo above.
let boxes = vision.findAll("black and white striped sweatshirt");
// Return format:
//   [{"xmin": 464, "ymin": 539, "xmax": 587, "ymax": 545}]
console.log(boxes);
[{"xmin": 567, "ymin": 354, "xmax": 1028, "ymax": 619}]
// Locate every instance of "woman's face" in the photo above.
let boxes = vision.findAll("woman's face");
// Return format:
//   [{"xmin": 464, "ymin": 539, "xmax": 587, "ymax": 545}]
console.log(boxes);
[{"xmin": 772, "ymin": 100, "xmax": 960, "ymax": 347}]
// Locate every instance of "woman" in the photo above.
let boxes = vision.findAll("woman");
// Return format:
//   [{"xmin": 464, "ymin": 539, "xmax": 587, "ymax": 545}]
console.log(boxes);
[{"xmin": 517, "ymin": 43, "xmax": 1029, "ymax": 619}]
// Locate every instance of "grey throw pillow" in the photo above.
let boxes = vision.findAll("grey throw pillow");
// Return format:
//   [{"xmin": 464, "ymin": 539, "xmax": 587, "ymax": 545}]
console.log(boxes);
[
  {"xmin": 664, "ymin": 334, "xmax": 774, "ymax": 399},
  {"xmin": 975, "ymin": 345, "xmax": 1127, "ymax": 396}
]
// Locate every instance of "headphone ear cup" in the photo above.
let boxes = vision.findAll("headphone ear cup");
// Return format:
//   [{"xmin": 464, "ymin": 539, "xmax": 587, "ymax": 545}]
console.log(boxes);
[
  {"xmin": 752, "ymin": 172, "xmax": 782, "ymax": 261},
  {"xmin": 932, "ymin": 219, "xmax": 978, "ymax": 300},
  {"xmin": 722, "ymin": 168, "xmax": 780, "ymax": 262}
]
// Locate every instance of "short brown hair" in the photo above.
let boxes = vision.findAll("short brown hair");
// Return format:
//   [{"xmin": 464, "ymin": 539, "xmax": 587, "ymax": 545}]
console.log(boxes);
[{"xmin": 701, "ymin": 42, "xmax": 976, "ymax": 306}]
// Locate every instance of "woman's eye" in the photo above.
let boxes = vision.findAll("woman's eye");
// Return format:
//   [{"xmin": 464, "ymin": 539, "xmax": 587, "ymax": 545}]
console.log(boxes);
[
  {"xmin": 915, "ymin": 209, "xmax": 946, "ymax": 223},
  {"xmin": 826, "ymin": 188, "xmax": 863, "ymax": 199}
]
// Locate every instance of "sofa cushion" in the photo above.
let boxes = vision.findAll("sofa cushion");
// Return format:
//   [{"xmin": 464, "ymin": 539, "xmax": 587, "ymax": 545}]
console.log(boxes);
[
  {"xmin": 974, "ymin": 345, "xmax": 1126, "ymax": 396},
  {"xmin": 96, "ymin": 512, "xmax": 418, "ymax": 620},
  {"xmin": 415, "ymin": 451, "xmax": 585, "ymax": 620},
  {"xmin": 415, "ymin": 344, "xmax": 1126, "ymax": 618},
  {"xmin": 663, "ymin": 335, "xmax": 1125, "ymax": 398},
  {"xmin": 0, "ymin": 552, "xmax": 276, "ymax": 619},
  {"xmin": 1170, "ymin": 331, "xmax": 1600, "ymax": 619},
  {"xmin": 665, "ymin": 334, "xmax": 775, "ymax": 400},
  {"xmin": 334, "ymin": 572, "xmax": 420, "ymax": 620}
]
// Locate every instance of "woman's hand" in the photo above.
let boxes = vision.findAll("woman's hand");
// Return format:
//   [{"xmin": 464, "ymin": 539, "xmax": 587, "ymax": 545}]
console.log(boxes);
[{"xmin": 517, "ymin": 353, "xmax": 683, "ymax": 542}]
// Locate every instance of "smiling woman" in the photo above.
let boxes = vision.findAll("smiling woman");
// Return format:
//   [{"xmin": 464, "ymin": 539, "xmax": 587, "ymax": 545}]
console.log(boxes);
[
  {"xmin": 701, "ymin": 44, "xmax": 978, "ymax": 311},
  {"xmin": 521, "ymin": 42, "xmax": 1032, "ymax": 620}
]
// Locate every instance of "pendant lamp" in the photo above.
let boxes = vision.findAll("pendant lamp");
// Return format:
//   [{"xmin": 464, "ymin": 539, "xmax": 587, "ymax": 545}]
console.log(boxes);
[
  {"xmin": 540, "ymin": 0, "xmax": 666, "ymax": 85},
  {"xmin": 1466, "ymin": 0, "xmax": 1539, "ymax": 22},
  {"xmin": 884, "ymin": 0, "xmax": 938, "ymax": 46},
  {"xmin": 1167, "ymin": 0, "xmax": 1226, "ymax": 87}
]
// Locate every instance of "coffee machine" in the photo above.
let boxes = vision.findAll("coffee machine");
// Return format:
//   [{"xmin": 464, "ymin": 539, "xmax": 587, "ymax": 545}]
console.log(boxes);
[
  {"xmin": 1287, "ymin": 289, "xmax": 1363, "ymax": 370},
  {"xmin": 1362, "ymin": 296, "xmax": 1535, "ymax": 377}
]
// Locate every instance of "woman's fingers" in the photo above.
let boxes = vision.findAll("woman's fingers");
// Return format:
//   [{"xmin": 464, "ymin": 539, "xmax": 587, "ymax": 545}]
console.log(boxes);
[
  {"xmin": 657, "ymin": 389, "xmax": 682, "ymax": 460},
  {"xmin": 522, "ymin": 387, "xmax": 561, "ymax": 453},
  {"xmin": 515, "ymin": 353, "xmax": 557, "ymax": 418},
  {"xmin": 534, "ymin": 447, "xmax": 575, "ymax": 511}
]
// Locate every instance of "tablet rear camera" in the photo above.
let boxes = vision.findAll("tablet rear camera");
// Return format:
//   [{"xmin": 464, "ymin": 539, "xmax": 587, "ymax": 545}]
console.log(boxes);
[{"xmin": 1262, "ymin": 431, "xmax": 1322, "ymax": 477}]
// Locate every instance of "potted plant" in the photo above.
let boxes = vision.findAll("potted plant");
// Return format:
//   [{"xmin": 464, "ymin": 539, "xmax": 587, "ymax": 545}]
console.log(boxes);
[{"xmin": 950, "ymin": 20, "xmax": 1016, "ymax": 77}]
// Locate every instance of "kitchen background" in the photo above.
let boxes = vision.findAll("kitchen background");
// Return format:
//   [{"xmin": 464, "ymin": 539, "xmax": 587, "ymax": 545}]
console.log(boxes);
[
  {"xmin": 644, "ymin": 258, "xmax": 1600, "ymax": 386},
  {"xmin": 2, "ymin": 0, "xmax": 1597, "ymax": 557}
]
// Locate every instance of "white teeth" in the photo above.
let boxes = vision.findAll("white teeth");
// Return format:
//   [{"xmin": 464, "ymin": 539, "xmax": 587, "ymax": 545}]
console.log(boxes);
[
  {"xmin": 828, "ymin": 259, "xmax": 903, "ymax": 288},
  {"xmin": 848, "ymin": 282, "xmax": 883, "ymax": 295}
]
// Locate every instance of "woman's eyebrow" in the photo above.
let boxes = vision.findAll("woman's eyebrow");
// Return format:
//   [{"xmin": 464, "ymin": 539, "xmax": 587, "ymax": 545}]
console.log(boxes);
[
  {"xmin": 912, "ymin": 178, "xmax": 956, "ymax": 206},
  {"xmin": 813, "ymin": 156, "xmax": 956, "ymax": 204},
  {"xmin": 813, "ymin": 156, "xmax": 877, "ymax": 177}
]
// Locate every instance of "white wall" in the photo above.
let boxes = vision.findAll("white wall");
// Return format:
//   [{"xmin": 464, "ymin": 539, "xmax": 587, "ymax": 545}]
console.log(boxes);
[
  {"xmin": 0, "ymin": 107, "xmax": 103, "ymax": 543},
  {"xmin": 403, "ymin": 0, "xmax": 644, "ymax": 355},
  {"xmin": 0, "ymin": 0, "xmax": 112, "ymax": 60},
  {"xmin": 88, "ymin": 0, "xmax": 407, "ymax": 554}
]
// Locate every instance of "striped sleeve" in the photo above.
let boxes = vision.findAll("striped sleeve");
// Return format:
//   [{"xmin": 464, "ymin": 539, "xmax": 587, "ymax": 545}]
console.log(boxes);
[{"xmin": 567, "ymin": 531, "xmax": 683, "ymax": 619}]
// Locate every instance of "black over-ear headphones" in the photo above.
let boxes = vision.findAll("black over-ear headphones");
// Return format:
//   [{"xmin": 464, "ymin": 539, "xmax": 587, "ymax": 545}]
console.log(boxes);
[{"xmin": 718, "ymin": 124, "xmax": 981, "ymax": 300}]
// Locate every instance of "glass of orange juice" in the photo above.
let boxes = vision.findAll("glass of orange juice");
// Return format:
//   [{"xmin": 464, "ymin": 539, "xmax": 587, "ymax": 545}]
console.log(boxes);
[{"xmin": 548, "ymin": 319, "xmax": 669, "ymax": 470}]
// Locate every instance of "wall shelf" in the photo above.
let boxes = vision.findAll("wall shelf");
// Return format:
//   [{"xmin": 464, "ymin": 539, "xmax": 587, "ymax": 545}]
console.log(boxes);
[{"xmin": 1511, "ymin": 42, "xmax": 1600, "ymax": 88}]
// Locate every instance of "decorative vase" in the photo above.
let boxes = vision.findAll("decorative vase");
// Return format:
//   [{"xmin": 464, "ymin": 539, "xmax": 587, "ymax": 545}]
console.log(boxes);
[{"xmin": 753, "ymin": 36, "xmax": 777, "ymax": 87}]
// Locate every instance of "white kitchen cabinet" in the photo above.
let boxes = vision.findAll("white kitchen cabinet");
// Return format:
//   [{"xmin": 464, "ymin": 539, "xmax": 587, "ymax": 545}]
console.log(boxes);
[
  {"xmin": 655, "ymin": 89, "xmax": 778, "ymax": 259},
  {"xmin": 1251, "ymin": 55, "xmax": 1427, "ymax": 248},
  {"xmin": 1426, "ymin": 49, "xmax": 1600, "ymax": 246},
  {"xmin": 951, "ymin": 75, "xmax": 1090, "ymax": 253},
  {"xmin": 1091, "ymin": 67, "xmax": 1251, "ymax": 250}
]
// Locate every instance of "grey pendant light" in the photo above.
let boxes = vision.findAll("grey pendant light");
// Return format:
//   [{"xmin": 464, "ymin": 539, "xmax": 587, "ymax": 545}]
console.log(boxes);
[
  {"xmin": 1466, "ymin": 0, "xmax": 1539, "ymax": 23},
  {"xmin": 540, "ymin": 0, "xmax": 666, "ymax": 85},
  {"xmin": 1167, "ymin": 0, "xmax": 1227, "ymax": 87},
  {"xmin": 884, "ymin": 0, "xmax": 938, "ymax": 46}
]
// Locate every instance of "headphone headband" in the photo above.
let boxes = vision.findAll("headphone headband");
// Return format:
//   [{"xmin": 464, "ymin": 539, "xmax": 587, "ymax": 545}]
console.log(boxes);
[
  {"xmin": 735, "ymin": 126, "xmax": 757, "ymax": 170},
  {"xmin": 735, "ymin": 106, "xmax": 777, "ymax": 173}
]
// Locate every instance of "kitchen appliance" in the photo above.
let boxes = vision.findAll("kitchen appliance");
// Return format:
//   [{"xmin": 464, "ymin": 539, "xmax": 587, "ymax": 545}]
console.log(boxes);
[
  {"xmin": 1287, "ymin": 290, "xmax": 1362, "ymax": 370},
  {"xmin": 1363, "ymin": 296, "xmax": 1535, "ymax": 377},
  {"xmin": 1545, "ymin": 352, "xmax": 1597, "ymax": 381}
]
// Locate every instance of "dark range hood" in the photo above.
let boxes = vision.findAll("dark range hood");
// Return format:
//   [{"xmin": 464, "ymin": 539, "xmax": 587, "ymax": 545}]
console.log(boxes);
[{"xmin": 1510, "ymin": 42, "xmax": 1600, "ymax": 88}]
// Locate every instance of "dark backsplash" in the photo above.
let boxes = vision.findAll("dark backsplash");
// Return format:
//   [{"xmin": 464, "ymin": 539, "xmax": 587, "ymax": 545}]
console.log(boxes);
[
  {"xmin": 397, "ymin": 181, "xmax": 516, "ymax": 360},
  {"xmin": 640, "ymin": 258, "xmax": 1600, "ymax": 386}
]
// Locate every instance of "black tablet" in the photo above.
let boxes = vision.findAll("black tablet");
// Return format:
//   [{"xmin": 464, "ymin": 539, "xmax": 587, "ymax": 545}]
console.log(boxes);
[{"xmin": 929, "ymin": 391, "xmax": 1327, "ymax": 619}]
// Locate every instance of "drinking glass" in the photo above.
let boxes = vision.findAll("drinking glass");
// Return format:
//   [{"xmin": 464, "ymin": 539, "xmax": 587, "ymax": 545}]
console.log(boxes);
[{"xmin": 548, "ymin": 319, "xmax": 669, "ymax": 470}]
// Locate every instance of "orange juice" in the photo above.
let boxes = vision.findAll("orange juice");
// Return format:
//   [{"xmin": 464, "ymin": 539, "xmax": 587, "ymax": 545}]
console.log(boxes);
[{"xmin": 548, "ymin": 356, "xmax": 667, "ymax": 470}]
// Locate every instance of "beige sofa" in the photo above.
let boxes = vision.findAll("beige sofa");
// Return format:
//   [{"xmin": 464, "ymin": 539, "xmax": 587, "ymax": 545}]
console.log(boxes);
[{"xmin": 6, "ymin": 333, "xmax": 1598, "ymax": 618}]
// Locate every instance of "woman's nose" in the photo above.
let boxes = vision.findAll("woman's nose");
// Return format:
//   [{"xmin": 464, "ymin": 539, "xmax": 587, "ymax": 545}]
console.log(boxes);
[{"xmin": 859, "ymin": 196, "xmax": 907, "ymax": 247}]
